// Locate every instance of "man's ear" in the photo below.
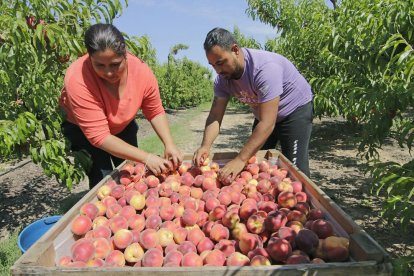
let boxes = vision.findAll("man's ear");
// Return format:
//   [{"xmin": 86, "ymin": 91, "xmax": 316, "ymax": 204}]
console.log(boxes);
[{"xmin": 231, "ymin": 44, "xmax": 241, "ymax": 55}]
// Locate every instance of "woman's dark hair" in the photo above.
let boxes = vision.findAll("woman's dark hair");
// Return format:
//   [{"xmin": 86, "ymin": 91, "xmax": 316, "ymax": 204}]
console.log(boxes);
[
  {"xmin": 203, "ymin": 27, "xmax": 238, "ymax": 52},
  {"xmin": 84, "ymin": 23, "xmax": 126, "ymax": 56}
]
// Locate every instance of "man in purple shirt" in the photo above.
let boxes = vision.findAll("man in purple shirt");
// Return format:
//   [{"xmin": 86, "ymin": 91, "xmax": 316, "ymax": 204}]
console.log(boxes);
[{"xmin": 193, "ymin": 27, "xmax": 313, "ymax": 180}]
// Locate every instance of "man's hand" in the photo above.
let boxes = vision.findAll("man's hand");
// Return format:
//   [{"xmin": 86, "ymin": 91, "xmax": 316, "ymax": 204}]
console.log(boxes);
[
  {"xmin": 193, "ymin": 146, "xmax": 210, "ymax": 167},
  {"xmin": 218, "ymin": 157, "xmax": 246, "ymax": 183}
]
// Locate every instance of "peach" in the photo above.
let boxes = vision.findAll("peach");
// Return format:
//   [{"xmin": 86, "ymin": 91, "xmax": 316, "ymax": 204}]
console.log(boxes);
[
  {"xmin": 231, "ymin": 222, "xmax": 248, "ymax": 241},
  {"xmin": 181, "ymin": 172, "xmax": 195, "ymax": 186},
  {"xmin": 120, "ymin": 205, "xmax": 136, "ymax": 220},
  {"xmin": 177, "ymin": 241, "xmax": 197, "ymax": 255},
  {"xmin": 92, "ymin": 216, "xmax": 109, "ymax": 229},
  {"xmin": 86, "ymin": 258, "xmax": 104, "ymax": 267},
  {"xmin": 197, "ymin": 211, "xmax": 209, "ymax": 227},
  {"xmin": 209, "ymin": 205, "xmax": 226, "ymax": 221},
  {"xmin": 101, "ymin": 196, "xmax": 117, "ymax": 208},
  {"xmin": 128, "ymin": 214, "xmax": 145, "ymax": 231},
  {"xmin": 110, "ymin": 185, "xmax": 125, "ymax": 199},
  {"xmin": 247, "ymin": 247, "xmax": 270, "ymax": 260},
  {"xmin": 277, "ymin": 191, "xmax": 297, "ymax": 208},
  {"xmin": 58, "ymin": 256, "xmax": 72, "ymax": 267},
  {"xmin": 178, "ymin": 185, "xmax": 191, "ymax": 196},
  {"xmin": 71, "ymin": 238, "xmax": 95, "ymax": 262},
  {"xmin": 105, "ymin": 249, "xmax": 126, "ymax": 267},
  {"xmin": 109, "ymin": 215, "xmax": 128, "ymax": 233},
  {"xmin": 272, "ymin": 168, "xmax": 288, "ymax": 180},
  {"xmin": 291, "ymin": 181, "xmax": 303, "ymax": 193},
  {"xmin": 164, "ymin": 250, "xmax": 183, "ymax": 266},
  {"xmin": 178, "ymin": 161, "xmax": 192, "ymax": 175},
  {"xmin": 190, "ymin": 187, "xmax": 203, "ymax": 200},
  {"xmin": 159, "ymin": 205, "xmax": 175, "ymax": 221},
  {"xmin": 311, "ymin": 257, "xmax": 325, "ymax": 264},
  {"xmin": 287, "ymin": 210, "xmax": 307, "ymax": 224},
  {"xmin": 143, "ymin": 206, "xmax": 159, "ymax": 218},
  {"xmin": 323, "ymin": 236, "xmax": 349, "ymax": 262},
  {"xmin": 226, "ymin": 252, "xmax": 250, "ymax": 266},
  {"xmin": 124, "ymin": 242, "xmax": 145, "ymax": 263},
  {"xmin": 113, "ymin": 229, "xmax": 133, "ymax": 249},
  {"xmin": 145, "ymin": 175, "xmax": 160, "ymax": 188},
  {"xmin": 250, "ymin": 255, "xmax": 271, "ymax": 266},
  {"xmin": 277, "ymin": 226, "xmax": 297, "ymax": 248},
  {"xmin": 161, "ymin": 220, "xmax": 178, "ymax": 231},
  {"xmin": 93, "ymin": 225, "xmax": 111, "ymax": 239},
  {"xmin": 286, "ymin": 220, "xmax": 304, "ymax": 234},
  {"xmin": 294, "ymin": 202, "xmax": 310, "ymax": 216},
  {"xmin": 193, "ymin": 175, "xmax": 205, "ymax": 187},
  {"xmin": 80, "ymin": 202, "xmax": 99, "ymax": 220},
  {"xmin": 264, "ymin": 211, "xmax": 288, "ymax": 233},
  {"xmin": 119, "ymin": 174, "xmax": 131, "ymax": 186},
  {"xmin": 157, "ymin": 228, "xmax": 175, "ymax": 247},
  {"xmin": 165, "ymin": 243, "xmax": 179, "ymax": 254},
  {"xmin": 196, "ymin": 236, "xmax": 215, "ymax": 253},
  {"xmin": 146, "ymin": 214, "xmax": 162, "ymax": 230},
  {"xmin": 92, "ymin": 238, "xmax": 111, "ymax": 260},
  {"xmin": 308, "ymin": 208, "xmax": 325, "ymax": 220},
  {"xmin": 158, "ymin": 182, "xmax": 173, "ymax": 198},
  {"xmin": 239, "ymin": 233, "xmax": 261, "ymax": 255},
  {"xmin": 71, "ymin": 215, "xmax": 92, "ymax": 236},
  {"xmin": 142, "ymin": 248, "xmax": 164, "ymax": 267},
  {"xmin": 134, "ymin": 181, "xmax": 148, "ymax": 194},
  {"xmin": 239, "ymin": 203, "xmax": 258, "ymax": 221},
  {"xmin": 286, "ymin": 254, "xmax": 310, "ymax": 264},
  {"xmin": 65, "ymin": 261, "xmax": 87, "ymax": 267},
  {"xmin": 93, "ymin": 201, "xmax": 107, "ymax": 217},
  {"xmin": 210, "ymin": 161, "xmax": 220, "ymax": 172},
  {"xmin": 222, "ymin": 208, "xmax": 240, "ymax": 229},
  {"xmin": 202, "ymin": 177, "xmax": 218, "ymax": 191},
  {"xmin": 181, "ymin": 252, "xmax": 203, "ymax": 267},
  {"xmin": 266, "ymin": 237, "xmax": 292, "ymax": 263},
  {"xmin": 181, "ymin": 208, "xmax": 199, "ymax": 226},
  {"xmin": 311, "ymin": 219, "xmax": 334, "ymax": 239},
  {"xmin": 106, "ymin": 203, "xmax": 122, "ymax": 218},
  {"xmin": 140, "ymin": 229, "xmax": 159, "ymax": 250},
  {"xmin": 172, "ymin": 203, "xmax": 184, "ymax": 218},
  {"xmin": 246, "ymin": 214, "xmax": 265, "ymax": 234},
  {"xmin": 204, "ymin": 249, "xmax": 226, "ymax": 266},
  {"xmin": 295, "ymin": 229, "xmax": 319, "ymax": 255},
  {"xmin": 295, "ymin": 191, "xmax": 308, "ymax": 203},
  {"xmin": 210, "ymin": 224, "xmax": 229, "ymax": 242},
  {"xmin": 172, "ymin": 227, "xmax": 188, "ymax": 244},
  {"xmin": 257, "ymin": 179, "xmax": 271, "ymax": 194},
  {"xmin": 246, "ymin": 163, "xmax": 259, "ymax": 175},
  {"xmin": 257, "ymin": 201, "xmax": 278, "ymax": 214},
  {"xmin": 97, "ymin": 185, "xmax": 112, "ymax": 200},
  {"xmin": 187, "ymin": 228, "xmax": 205, "ymax": 246}
]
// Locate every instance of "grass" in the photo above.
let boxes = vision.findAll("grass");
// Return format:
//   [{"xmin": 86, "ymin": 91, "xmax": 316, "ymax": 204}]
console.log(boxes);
[
  {"xmin": 0, "ymin": 232, "xmax": 21, "ymax": 276},
  {"xmin": 139, "ymin": 102, "xmax": 211, "ymax": 154}
]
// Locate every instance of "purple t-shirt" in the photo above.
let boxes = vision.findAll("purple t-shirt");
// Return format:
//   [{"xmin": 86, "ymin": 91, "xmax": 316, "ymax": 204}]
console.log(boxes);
[{"xmin": 214, "ymin": 48, "xmax": 313, "ymax": 122}]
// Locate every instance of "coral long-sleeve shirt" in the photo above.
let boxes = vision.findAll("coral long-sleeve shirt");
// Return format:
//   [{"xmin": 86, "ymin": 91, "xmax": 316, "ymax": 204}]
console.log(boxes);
[{"xmin": 60, "ymin": 53, "xmax": 164, "ymax": 147}]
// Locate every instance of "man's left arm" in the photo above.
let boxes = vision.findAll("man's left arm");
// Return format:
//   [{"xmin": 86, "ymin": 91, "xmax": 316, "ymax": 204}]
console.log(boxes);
[{"xmin": 218, "ymin": 96, "xmax": 280, "ymax": 181}]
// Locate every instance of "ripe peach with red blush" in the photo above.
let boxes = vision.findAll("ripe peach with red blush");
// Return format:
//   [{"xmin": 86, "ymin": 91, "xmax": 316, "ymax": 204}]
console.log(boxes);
[{"xmin": 71, "ymin": 215, "xmax": 92, "ymax": 236}]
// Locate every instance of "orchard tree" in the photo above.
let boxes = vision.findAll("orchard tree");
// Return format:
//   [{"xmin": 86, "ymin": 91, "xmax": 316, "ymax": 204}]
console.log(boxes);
[
  {"xmin": 246, "ymin": 0, "xmax": 414, "ymax": 231},
  {"xmin": 0, "ymin": 0, "xmax": 156, "ymax": 189}
]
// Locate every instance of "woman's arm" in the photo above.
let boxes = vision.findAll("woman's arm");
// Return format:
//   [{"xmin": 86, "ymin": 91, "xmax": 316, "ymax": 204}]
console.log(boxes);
[{"xmin": 99, "ymin": 134, "xmax": 172, "ymax": 175}]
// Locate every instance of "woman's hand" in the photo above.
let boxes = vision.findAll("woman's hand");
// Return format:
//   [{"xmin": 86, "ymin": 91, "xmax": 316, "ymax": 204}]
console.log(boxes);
[
  {"xmin": 145, "ymin": 153, "xmax": 172, "ymax": 176},
  {"xmin": 193, "ymin": 146, "xmax": 210, "ymax": 167},
  {"xmin": 164, "ymin": 144, "xmax": 183, "ymax": 171}
]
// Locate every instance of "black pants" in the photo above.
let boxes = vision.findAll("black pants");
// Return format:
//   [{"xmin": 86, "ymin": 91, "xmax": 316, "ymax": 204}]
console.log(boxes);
[
  {"xmin": 252, "ymin": 101, "xmax": 313, "ymax": 177},
  {"xmin": 61, "ymin": 120, "xmax": 139, "ymax": 189}
]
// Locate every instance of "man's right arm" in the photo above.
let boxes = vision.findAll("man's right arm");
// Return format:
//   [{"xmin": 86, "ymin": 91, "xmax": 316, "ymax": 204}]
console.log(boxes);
[{"xmin": 193, "ymin": 96, "xmax": 229, "ymax": 166}]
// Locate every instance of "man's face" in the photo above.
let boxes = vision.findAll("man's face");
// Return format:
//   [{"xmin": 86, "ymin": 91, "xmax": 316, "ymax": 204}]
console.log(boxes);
[{"xmin": 206, "ymin": 45, "xmax": 243, "ymax": 80}]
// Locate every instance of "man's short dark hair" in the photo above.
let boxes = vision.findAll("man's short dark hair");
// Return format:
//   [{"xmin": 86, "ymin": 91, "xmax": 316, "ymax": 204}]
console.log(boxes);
[{"xmin": 204, "ymin": 27, "xmax": 238, "ymax": 52}]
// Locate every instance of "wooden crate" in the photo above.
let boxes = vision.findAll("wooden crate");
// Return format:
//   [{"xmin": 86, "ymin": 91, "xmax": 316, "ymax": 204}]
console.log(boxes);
[{"xmin": 11, "ymin": 150, "xmax": 393, "ymax": 275}]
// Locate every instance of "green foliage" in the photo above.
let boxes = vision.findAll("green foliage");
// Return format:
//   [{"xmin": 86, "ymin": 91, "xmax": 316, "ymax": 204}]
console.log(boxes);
[
  {"xmin": 246, "ymin": 0, "xmax": 414, "ymax": 229},
  {"xmin": 0, "ymin": 232, "xmax": 21, "ymax": 276},
  {"xmin": 155, "ymin": 45, "xmax": 213, "ymax": 109},
  {"xmin": 0, "ymin": 0, "xmax": 129, "ymax": 188}
]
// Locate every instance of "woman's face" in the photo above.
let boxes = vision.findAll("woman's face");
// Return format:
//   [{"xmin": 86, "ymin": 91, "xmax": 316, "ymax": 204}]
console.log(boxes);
[{"xmin": 90, "ymin": 49, "xmax": 127, "ymax": 84}]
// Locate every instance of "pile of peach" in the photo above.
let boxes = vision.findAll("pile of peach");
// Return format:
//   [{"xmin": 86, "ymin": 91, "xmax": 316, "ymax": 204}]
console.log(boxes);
[{"xmin": 59, "ymin": 156, "xmax": 350, "ymax": 268}]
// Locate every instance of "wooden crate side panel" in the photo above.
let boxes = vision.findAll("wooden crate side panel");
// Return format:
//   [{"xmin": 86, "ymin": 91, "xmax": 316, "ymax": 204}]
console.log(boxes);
[{"xmin": 11, "ymin": 261, "xmax": 392, "ymax": 276}]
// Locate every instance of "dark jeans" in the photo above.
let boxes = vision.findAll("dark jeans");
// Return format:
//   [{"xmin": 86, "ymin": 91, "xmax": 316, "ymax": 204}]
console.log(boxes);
[
  {"xmin": 252, "ymin": 101, "xmax": 313, "ymax": 177},
  {"xmin": 62, "ymin": 120, "xmax": 139, "ymax": 189}
]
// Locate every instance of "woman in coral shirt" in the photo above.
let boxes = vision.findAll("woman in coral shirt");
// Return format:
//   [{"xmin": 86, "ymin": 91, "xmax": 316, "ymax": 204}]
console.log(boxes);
[{"xmin": 60, "ymin": 23, "xmax": 182, "ymax": 188}]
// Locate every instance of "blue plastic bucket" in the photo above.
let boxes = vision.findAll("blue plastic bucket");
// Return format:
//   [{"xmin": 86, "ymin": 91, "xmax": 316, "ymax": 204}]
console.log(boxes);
[{"xmin": 18, "ymin": 215, "xmax": 62, "ymax": 253}]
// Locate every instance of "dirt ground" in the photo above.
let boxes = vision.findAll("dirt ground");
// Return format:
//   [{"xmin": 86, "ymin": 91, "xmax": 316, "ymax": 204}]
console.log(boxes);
[{"xmin": 0, "ymin": 106, "xmax": 413, "ymax": 266}]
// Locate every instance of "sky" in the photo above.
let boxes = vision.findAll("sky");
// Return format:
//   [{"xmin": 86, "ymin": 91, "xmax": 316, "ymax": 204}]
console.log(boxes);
[{"xmin": 113, "ymin": 0, "xmax": 277, "ymax": 69}]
